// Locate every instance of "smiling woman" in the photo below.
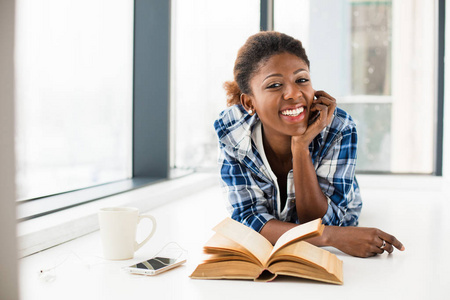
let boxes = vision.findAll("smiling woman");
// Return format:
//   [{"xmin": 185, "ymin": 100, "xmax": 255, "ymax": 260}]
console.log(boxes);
[{"xmin": 215, "ymin": 31, "xmax": 404, "ymax": 258}]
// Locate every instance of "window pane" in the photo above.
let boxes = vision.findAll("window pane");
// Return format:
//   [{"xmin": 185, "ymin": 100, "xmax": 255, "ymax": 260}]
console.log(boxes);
[
  {"xmin": 15, "ymin": 0, "xmax": 133, "ymax": 200},
  {"xmin": 171, "ymin": 0, "xmax": 260, "ymax": 170},
  {"xmin": 275, "ymin": 0, "xmax": 436, "ymax": 173},
  {"xmin": 351, "ymin": 3, "xmax": 392, "ymax": 95},
  {"xmin": 339, "ymin": 101, "xmax": 392, "ymax": 171}
]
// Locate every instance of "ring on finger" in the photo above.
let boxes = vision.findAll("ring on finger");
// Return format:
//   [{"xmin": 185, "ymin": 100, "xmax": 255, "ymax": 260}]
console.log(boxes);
[{"xmin": 380, "ymin": 240, "xmax": 386, "ymax": 250}]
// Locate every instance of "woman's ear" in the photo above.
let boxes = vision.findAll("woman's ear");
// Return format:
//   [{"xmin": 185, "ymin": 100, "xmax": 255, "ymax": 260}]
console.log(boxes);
[{"xmin": 240, "ymin": 93, "xmax": 255, "ymax": 115}]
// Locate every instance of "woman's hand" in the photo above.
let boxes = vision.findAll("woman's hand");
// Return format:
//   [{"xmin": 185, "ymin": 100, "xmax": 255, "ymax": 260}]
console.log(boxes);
[
  {"xmin": 323, "ymin": 226, "xmax": 405, "ymax": 258},
  {"xmin": 291, "ymin": 90, "xmax": 337, "ymax": 152},
  {"xmin": 311, "ymin": 90, "xmax": 336, "ymax": 128}
]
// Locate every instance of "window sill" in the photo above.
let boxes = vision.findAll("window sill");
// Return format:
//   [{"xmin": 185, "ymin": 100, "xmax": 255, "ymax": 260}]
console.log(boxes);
[
  {"xmin": 17, "ymin": 172, "xmax": 218, "ymax": 258},
  {"xmin": 355, "ymin": 173, "xmax": 445, "ymax": 190}
]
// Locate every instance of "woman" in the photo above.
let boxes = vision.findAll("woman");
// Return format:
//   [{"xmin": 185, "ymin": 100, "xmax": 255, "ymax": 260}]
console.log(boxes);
[{"xmin": 214, "ymin": 31, "xmax": 404, "ymax": 258}]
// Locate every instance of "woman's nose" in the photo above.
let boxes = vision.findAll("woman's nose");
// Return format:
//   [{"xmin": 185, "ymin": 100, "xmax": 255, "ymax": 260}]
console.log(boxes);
[{"xmin": 283, "ymin": 82, "xmax": 301, "ymax": 101}]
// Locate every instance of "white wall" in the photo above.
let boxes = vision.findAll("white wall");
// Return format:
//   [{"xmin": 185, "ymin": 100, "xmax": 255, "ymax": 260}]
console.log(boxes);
[
  {"xmin": 391, "ymin": 0, "xmax": 435, "ymax": 173},
  {"xmin": 0, "ymin": 0, "xmax": 19, "ymax": 299}
]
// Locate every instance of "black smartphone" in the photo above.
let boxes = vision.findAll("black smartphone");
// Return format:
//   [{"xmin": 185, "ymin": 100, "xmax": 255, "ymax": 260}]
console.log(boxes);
[{"xmin": 308, "ymin": 110, "xmax": 320, "ymax": 125}]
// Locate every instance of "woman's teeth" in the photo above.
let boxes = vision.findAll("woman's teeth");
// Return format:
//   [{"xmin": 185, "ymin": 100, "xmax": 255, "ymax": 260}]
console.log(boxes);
[{"xmin": 281, "ymin": 107, "xmax": 304, "ymax": 117}]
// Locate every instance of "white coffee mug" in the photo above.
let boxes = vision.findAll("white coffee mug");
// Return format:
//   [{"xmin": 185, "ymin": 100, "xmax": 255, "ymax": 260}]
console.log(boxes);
[{"xmin": 98, "ymin": 207, "xmax": 157, "ymax": 260}]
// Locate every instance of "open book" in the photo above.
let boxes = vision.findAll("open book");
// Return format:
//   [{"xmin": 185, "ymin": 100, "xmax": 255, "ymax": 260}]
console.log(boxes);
[{"xmin": 190, "ymin": 217, "xmax": 343, "ymax": 284}]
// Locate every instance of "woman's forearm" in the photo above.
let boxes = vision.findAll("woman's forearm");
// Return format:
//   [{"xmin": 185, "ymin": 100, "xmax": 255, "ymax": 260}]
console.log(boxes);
[
  {"xmin": 259, "ymin": 219, "xmax": 297, "ymax": 245},
  {"xmin": 260, "ymin": 220, "xmax": 405, "ymax": 258},
  {"xmin": 292, "ymin": 147, "xmax": 328, "ymax": 223},
  {"xmin": 260, "ymin": 219, "xmax": 333, "ymax": 247},
  {"xmin": 305, "ymin": 225, "xmax": 334, "ymax": 247}
]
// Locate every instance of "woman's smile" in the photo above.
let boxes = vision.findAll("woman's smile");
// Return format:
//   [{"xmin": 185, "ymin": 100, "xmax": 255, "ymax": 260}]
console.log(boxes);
[
  {"xmin": 280, "ymin": 105, "xmax": 306, "ymax": 123},
  {"xmin": 281, "ymin": 106, "xmax": 304, "ymax": 117}
]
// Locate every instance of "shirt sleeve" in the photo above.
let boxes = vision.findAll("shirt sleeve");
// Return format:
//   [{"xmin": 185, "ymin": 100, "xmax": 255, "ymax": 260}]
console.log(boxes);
[
  {"xmin": 218, "ymin": 150, "xmax": 275, "ymax": 233},
  {"xmin": 316, "ymin": 123, "xmax": 362, "ymax": 226}
]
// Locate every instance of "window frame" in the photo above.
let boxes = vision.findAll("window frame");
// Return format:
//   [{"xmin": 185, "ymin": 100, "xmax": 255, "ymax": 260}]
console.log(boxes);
[
  {"xmin": 260, "ymin": 0, "xmax": 274, "ymax": 30},
  {"xmin": 436, "ymin": 0, "xmax": 445, "ymax": 176}
]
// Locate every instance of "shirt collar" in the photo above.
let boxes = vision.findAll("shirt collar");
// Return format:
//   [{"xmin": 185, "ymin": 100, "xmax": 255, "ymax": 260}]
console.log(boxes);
[{"xmin": 217, "ymin": 105, "xmax": 259, "ymax": 161}]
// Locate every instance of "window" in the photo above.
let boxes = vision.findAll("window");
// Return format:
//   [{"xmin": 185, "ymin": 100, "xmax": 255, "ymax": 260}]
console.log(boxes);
[
  {"xmin": 15, "ymin": 0, "xmax": 134, "ymax": 201},
  {"xmin": 14, "ymin": 0, "xmax": 443, "ymax": 222},
  {"xmin": 170, "ymin": 0, "xmax": 260, "ymax": 170},
  {"xmin": 274, "ymin": 0, "xmax": 437, "ymax": 174},
  {"xmin": 15, "ymin": 0, "xmax": 171, "ymax": 220}
]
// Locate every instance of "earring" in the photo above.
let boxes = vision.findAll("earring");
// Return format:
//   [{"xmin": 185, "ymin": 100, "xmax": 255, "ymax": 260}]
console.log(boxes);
[{"xmin": 248, "ymin": 109, "xmax": 253, "ymax": 115}]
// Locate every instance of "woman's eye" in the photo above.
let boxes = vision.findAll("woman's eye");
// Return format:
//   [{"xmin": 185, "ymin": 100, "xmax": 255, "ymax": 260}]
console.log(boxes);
[
  {"xmin": 267, "ymin": 83, "xmax": 282, "ymax": 89},
  {"xmin": 296, "ymin": 78, "xmax": 309, "ymax": 84}
]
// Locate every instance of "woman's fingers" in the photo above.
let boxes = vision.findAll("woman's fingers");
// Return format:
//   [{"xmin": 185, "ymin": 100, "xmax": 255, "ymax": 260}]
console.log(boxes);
[
  {"xmin": 314, "ymin": 90, "xmax": 336, "ymax": 103},
  {"xmin": 370, "ymin": 232, "xmax": 402, "ymax": 256},
  {"xmin": 313, "ymin": 90, "xmax": 336, "ymax": 125},
  {"xmin": 378, "ymin": 237, "xmax": 394, "ymax": 254},
  {"xmin": 312, "ymin": 103, "xmax": 335, "ymax": 126},
  {"xmin": 375, "ymin": 230, "xmax": 405, "ymax": 256},
  {"xmin": 378, "ymin": 230, "xmax": 405, "ymax": 252},
  {"xmin": 372, "ymin": 243, "xmax": 385, "ymax": 255}
]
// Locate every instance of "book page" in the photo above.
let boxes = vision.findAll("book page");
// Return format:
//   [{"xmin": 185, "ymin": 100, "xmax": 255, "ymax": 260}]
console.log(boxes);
[
  {"xmin": 268, "ymin": 240, "xmax": 343, "ymax": 283},
  {"xmin": 267, "ymin": 259, "xmax": 343, "ymax": 284},
  {"xmin": 213, "ymin": 218, "xmax": 273, "ymax": 266},
  {"xmin": 190, "ymin": 260, "xmax": 263, "ymax": 280},
  {"xmin": 269, "ymin": 218, "xmax": 324, "ymax": 258},
  {"xmin": 204, "ymin": 233, "xmax": 261, "ymax": 265},
  {"xmin": 269, "ymin": 241, "xmax": 329, "ymax": 267}
]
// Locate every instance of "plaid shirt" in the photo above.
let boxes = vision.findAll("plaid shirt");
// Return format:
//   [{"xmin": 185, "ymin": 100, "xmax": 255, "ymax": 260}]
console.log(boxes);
[{"xmin": 214, "ymin": 104, "xmax": 362, "ymax": 233}]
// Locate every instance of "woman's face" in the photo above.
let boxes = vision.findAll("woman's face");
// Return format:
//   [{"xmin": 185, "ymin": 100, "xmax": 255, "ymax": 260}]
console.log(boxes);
[{"xmin": 245, "ymin": 52, "xmax": 315, "ymax": 139}]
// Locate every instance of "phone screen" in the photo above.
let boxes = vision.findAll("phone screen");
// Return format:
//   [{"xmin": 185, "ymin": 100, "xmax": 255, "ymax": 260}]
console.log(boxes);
[{"xmin": 130, "ymin": 257, "xmax": 177, "ymax": 271}]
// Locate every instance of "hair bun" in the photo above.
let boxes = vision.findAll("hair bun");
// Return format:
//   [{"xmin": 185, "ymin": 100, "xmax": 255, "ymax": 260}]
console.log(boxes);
[{"xmin": 223, "ymin": 81, "xmax": 241, "ymax": 106}]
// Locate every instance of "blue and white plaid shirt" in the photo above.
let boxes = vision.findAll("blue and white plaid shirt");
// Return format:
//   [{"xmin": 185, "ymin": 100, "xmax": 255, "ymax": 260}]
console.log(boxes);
[{"xmin": 214, "ymin": 104, "xmax": 362, "ymax": 233}]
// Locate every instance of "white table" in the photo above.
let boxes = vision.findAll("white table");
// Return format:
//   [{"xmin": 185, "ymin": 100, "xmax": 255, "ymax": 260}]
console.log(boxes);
[{"xmin": 19, "ymin": 175, "xmax": 450, "ymax": 300}]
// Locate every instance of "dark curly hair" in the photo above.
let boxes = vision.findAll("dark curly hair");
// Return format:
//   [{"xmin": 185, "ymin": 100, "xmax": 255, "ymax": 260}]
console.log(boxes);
[{"xmin": 224, "ymin": 31, "xmax": 310, "ymax": 106}]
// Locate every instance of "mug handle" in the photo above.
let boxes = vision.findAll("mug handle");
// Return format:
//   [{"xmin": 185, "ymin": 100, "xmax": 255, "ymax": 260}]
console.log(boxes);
[{"xmin": 134, "ymin": 215, "xmax": 157, "ymax": 252}]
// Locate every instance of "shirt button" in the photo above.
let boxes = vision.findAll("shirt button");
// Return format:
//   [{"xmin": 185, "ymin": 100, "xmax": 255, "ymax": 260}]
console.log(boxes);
[{"xmin": 291, "ymin": 199, "xmax": 295, "ymax": 203}]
